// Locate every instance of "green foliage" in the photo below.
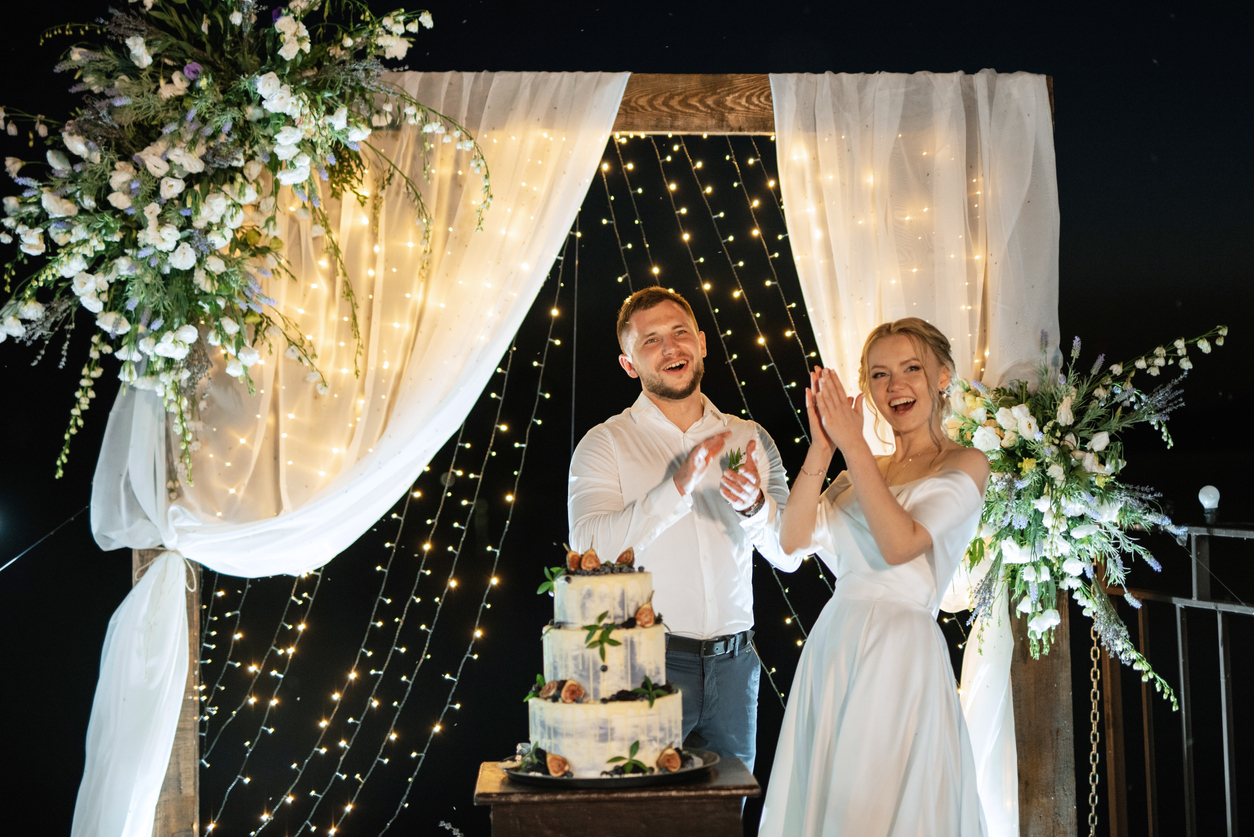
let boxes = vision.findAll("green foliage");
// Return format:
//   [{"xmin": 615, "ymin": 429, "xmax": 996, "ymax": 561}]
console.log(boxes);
[
  {"xmin": 606, "ymin": 740, "xmax": 647, "ymax": 774},
  {"xmin": 535, "ymin": 565, "xmax": 565, "ymax": 595},
  {"xmin": 631, "ymin": 676, "xmax": 668, "ymax": 708},
  {"xmin": 581, "ymin": 611, "xmax": 621, "ymax": 662}
]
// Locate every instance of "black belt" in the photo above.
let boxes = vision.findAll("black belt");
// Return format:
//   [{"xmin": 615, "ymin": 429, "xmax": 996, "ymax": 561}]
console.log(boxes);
[{"xmin": 666, "ymin": 629, "xmax": 754, "ymax": 657}]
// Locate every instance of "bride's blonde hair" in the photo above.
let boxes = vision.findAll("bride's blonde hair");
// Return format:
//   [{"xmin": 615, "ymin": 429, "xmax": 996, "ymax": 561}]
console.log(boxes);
[{"xmin": 857, "ymin": 318, "xmax": 956, "ymax": 447}]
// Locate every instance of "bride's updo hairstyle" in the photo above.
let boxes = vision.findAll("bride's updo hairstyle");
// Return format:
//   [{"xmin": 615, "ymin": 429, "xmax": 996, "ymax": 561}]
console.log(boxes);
[{"xmin": 857, "ymin": 318, "xmax": 956, "ymax": 444}]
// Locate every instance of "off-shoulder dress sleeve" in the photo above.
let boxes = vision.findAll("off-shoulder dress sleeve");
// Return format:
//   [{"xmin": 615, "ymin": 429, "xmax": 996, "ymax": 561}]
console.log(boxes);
[
  {"xmin": 812, "ymin": 471, "xmax": 853, "ymax": 556},
  {"xmin": 904, "ymin": 470, "xmax": 985, "ymax": 590}
]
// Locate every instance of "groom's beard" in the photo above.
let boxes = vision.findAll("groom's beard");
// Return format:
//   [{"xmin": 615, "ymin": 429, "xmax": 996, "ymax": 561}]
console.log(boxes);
[{"xmin": 640, "ymin": 355, "xmax": 705, "ymax": 401}]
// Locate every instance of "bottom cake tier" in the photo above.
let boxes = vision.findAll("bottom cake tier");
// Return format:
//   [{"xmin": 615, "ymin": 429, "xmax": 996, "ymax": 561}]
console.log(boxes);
[{"xmin": 528, "ymin": 691, "xmax": 683, "ymax": 778}]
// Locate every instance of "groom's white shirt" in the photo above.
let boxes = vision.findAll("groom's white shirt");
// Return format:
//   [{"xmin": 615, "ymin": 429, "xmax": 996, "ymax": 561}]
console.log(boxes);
[{"xmin": 568, "ymin": 392, "xmax": 799, "ymax": 640}]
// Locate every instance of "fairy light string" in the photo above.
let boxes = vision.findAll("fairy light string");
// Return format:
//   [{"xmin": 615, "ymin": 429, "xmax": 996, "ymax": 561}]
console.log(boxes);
[
  {"xmin": 597, "ymin": 159, "xmax": 636, "ymax": 290},
  {"xmin": 381, "ymin": 227, "xmax": 575, "ymax": 832},
  {"xmin": 199, "ymin": 576, "xmax": 254, "ymax": 741},
  {"xmin": 611, "ymin": 136, "xmax": 659, "ymax": 277}
]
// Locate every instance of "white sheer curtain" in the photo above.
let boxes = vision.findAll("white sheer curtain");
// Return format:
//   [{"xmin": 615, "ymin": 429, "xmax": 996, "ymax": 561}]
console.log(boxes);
[
  {"xmin": 76, "ymin": 71, "xmax": 628, "ymax": 837},
  {"xmin": 771, "ymin": 70, "xmax": 1059, "ymax": 837}
]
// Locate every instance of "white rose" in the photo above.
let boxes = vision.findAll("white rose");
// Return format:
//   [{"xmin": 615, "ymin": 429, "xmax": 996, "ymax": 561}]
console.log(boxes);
[
  {"xmin": 263, "ymin": 86, "xmax": 296, "ymax": 114},
  {"xmin": 256, "ymin": 72, "xmax": 282, "ymax": 100},
  {"xmin": 168, "ymin": 241, "xmax": 197, "ymax": 270},
  {"xmin": 971, "ymin": 425, "xmax": 1002, "ymax": 453},
  {"xmin": 276, "ymin": 165, "xmax": 310, "ymax": 186},
  {"xmin": 274, "ymin": 125, "xmax": 304, "ymax": 145},
  {"xmin": 995, "ymin": 406, "xmax": 1017, "ymax": 431},
  {"xmin": 71, "ymin": 272, "xmax": 97, "ymax": 296}
]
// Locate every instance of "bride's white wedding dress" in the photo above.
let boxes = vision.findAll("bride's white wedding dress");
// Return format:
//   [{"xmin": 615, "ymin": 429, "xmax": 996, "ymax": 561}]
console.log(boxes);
[{"xmin": 759, "ymin": 469, "xmax": 987, "ymax": 837}]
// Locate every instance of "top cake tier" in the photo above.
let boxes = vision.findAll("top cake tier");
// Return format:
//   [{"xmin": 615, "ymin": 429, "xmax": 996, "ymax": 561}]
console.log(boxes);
[{"xmin": 554, "ymin": 571, "xmax": 653, "ymax": 627}]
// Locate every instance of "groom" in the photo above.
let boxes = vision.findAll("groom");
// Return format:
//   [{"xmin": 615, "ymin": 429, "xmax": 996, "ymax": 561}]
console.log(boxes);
[{"xmin": 567, "ymin": 286, "xmax": 800, "ymax": 773}]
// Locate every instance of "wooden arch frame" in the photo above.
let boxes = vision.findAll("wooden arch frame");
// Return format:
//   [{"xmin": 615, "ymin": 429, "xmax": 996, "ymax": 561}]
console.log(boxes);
[{"xmin": 142, "ymin": 71, "xmax": 1073, "ymax": 837}]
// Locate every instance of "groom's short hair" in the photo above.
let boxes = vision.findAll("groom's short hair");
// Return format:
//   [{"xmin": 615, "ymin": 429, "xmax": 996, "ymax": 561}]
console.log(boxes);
[{"xmin": 616, "ymin": 287, "xmax": 699, "ymax": 354}]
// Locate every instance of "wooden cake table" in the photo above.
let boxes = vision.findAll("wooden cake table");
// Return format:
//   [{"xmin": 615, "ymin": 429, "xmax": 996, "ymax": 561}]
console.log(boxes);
[{"xmin": 473, "ymin": 756, "xmax": 760, "ymax": 836}]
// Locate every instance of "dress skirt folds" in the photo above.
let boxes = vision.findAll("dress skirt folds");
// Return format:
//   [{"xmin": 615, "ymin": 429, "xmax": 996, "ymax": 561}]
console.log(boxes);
[{"xmin": 759, "ymin": 469, "xmax": 987, "ymax": 837}]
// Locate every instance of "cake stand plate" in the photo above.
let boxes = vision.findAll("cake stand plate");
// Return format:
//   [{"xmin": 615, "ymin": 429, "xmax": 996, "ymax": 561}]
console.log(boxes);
[{"xmin": 503, "ymin": 748, "xmax": 719, "ymax": 789}]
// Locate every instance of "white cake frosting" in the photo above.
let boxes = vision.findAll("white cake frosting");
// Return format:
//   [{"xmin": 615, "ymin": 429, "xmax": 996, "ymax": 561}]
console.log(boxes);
[
  {"xmin": 527, "ymin": 568, "xmax": 683, "ymax": 779},
  {"xmin": 529, "ymin": 692, "xmax": 683, "ymax": 779},
  {"xmin": 553, "ymin": 571, "xmax": 653, "ymax": 627},
  {"xmin": 542, "ymin": 623, "xmax": 666, "ymax": 701}
]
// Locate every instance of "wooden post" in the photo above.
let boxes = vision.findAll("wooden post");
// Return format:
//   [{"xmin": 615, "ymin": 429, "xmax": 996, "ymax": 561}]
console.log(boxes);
[
  {"xmin": 1011, "ymin": 595, "xmax": 1077, "ymax": 836},
  {"xmin": 134, "ymin": 548, "xmax": 200, "ymax": 837}
]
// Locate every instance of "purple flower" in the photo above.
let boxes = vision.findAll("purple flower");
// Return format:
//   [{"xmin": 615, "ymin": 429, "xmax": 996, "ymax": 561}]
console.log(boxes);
[
  {"xmin": 186, "ymin": 107, "xmax": 198, "ymax": 123},
  {"xmin": 1071, "ymin": 336, "xmax": 1082, "ymax": 356},
  {"xmin": 137, "ymin": 246, "xmax": 155, "ymax": 257},
  {"xmin": 259, "ymin": 294, "xmax": 277, "ymax": 306},
  {"xmin": 222, "ymin": 120, "xmax": 233, "ymax": 134},
  {"xmin": 311, "ymin": 194, "xmax": 320, "ymax": 208},
  {"xmin": 162, "ymin": 122, "xmax": 179, "ymax": 134},
  {"xmin": 1090, "ymin": 353, "xmax": 1105, "ymax": 375},
  {"xmin": 179, "ymin": 207, "xmax": 193, "ymax": 216},
  {"xmin": 272, "ymin": 8, "xmax": 284, "ymax": 23},
  {"xmin": 347, "ymin": 141, "xmax": 360, "ymax": 152},
  {"xmin": 125, "ymin": 206, "xmax": 136, "ymax": 215},
  {"xmin": 325, "ymin": 152, "xmax": 336, "ymax": 165},
  {"xmin": 149, "ymin": 256, "xmax": 159, "ymax": 267},
  {"xmin": 183, "ymin": 62, "xmax": 203, "ymax": 80},
  {"xmin": 150, "ymin": 317, "xmax": 163, "ymax": 331},
  {"xmin": 126, "ymin": 298, "xmax": 140, "ymax": 311}
]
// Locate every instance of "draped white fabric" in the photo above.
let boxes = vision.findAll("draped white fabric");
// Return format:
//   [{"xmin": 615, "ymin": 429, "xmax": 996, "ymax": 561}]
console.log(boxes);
[
  {"xmin": 78, "ymin": 71, "xmax": 628, "ymax": 837},
  {"xmin": 772, "ymin": 70, "xmax": 1059, "ymax": 837}
]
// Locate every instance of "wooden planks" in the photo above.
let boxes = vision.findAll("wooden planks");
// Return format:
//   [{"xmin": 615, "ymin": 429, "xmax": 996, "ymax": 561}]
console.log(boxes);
[
  {"xmin": 612, "ymin": 73, "xmax": 775, "ymax": 135},
  {"xmin": 135, "ymin": 549, "xmax": 200, "ymax": 837},
  {"xmin": 1012, "ymin": 594, "xmax": 1078, "ymax": 837}
]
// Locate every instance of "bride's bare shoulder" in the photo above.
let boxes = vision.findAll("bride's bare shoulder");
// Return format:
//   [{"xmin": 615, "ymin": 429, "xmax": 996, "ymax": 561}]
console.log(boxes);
[{"xmin": 938, "ymin": 445, "xmax": 990, "ymax": 489}]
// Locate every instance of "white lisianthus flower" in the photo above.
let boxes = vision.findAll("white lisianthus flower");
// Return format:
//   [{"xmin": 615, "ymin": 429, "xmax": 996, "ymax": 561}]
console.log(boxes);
[
  {"xmin": 1070, "ymin": 524, "xmax": 1099, "ymax": 540},
  {"xmin": 1000, "ymin": 430, "xmax": 1019, "ymax": 448},
  {"xmin": 137, "ymin": 139, "xmax": 170, "ymax": 177},
  {"xmin": 1021, "ymin": 565, "xmax": 1038, "ymax": 583},
  {"xmin": 230, "ymin": 10, "xmax": 243, "ymax": 25},
  {"xmin": 71, "ymin": 272, "xmax": 97, "ymax": 296},
  {"xmin": 995, "ymin": 406, "xmax": 1017, "ymax": 431},
  {"xmin": 263, "ymin": 86, "xmax": 297, "ymax": 115},
  {"xmin": 274, "ymin": 125, "xmax": 304, "ymax": 145},
  {"xmin": 17, "ymin": 300, "xmax": 44, "ymax": 320},
  {"xmin": 62, "ymin": 132, "xmax": 95, "ymax": 160},
  {"xmin": 41, "ymin": 191, "xmax": 79, "ymax": 218},
  {"xmin": 109, "ymin": 162, "xmax": 136, "ymax": 191},
  {"xmin": 968, "ymin": 406, "xmax": 987, "ymax": 424},
  {"xmin": 278, "ymin": 39, "xmax": 302, "ymax": 61},
  {"xmin": 19, "ymin": 226, "xmax": 45, "ymax": 255},
  {"xmin": 1087, "ymin": 431, "xmax": 1110, "ymax": 452},
  {"xmin": 285, "ymin": 344, "xmax": 301, "ymax": 360},
  {"xmin": 205, "ymin": 255, "xmax": 227, "ymax": 273},
  {"xmin": 3, "ymin": 195, "xmax": 20, "ymax": 216},
  {"xmin": 220, "ymin": 317, "xmax": 240, "ymax": 335},
  {"xmin": 156, "ymin": 225, "xmax": 181, "ymax": 252},
  {"xmin": 49, "ymin": 226, "xmax": 72, "ymax": 246},
  {"xmin": 158, "ymin": 71, "xmax": 191, "ymax": 100},
  {"xmin": 142, "ymin": 202, "xmax": 162, "ymax": 227},
  {"xmin": 1016, "ymin": 596, "xmax": 1033, "ymax": 613},
  {"xmin": 971, "ymin": 425, "xmax": 1002, "ymax": 453},
  {"xmin": 1028, "ymin": 609, "xmax": 1061, "ymax": 635},
  {"xmin": 153, "ymin": 332, "xmax": 191, "ymax": 360},
  {"xmin": 159, "ymin": 177, "xmax": 186, "ymax": 199},
  {"xmin": 168, "ymin": 242, "xmax": 197, "ymax": 270},
  {"xmin": 1047, "ymin": 463, "xmax": 1065, "ymax": 486},
  {"xmin": 206, "ymin": 330, "xmax": 220, "ymax": 346},
  {"xmin": 206, "ymin": 230, "xmax": 229, "ymax": 249},
  {"xmin": 46, "ymin": 149, "xmax": 71, "ymax": 172},
  {"xmin": 273, "ymin": 143, "xmax": 301, "ymax": 161},
  {"xmin": 193, "ymin": 267, "xmax": 212, "ymax": 292},
  {"xmin": 346, "ymin": 124, "xmax": 372, "ymax": 142},
  {"xmin": 225, "ymin": 357, "xmax": 245, "ymax": 377},
  {"xmin": 125, "ymin": 35, "xmax": 153, "ymax": 68},
  {"xmin": 167, "ymin": 144, "xmax": 205, "ymax": 174},
  {"xmin": 1062, "ymin": 556, "xmax": 1087, "ymax": 577},
  {"xmin": 95, "ymin": 312, "xmax": 130, "ymax": 336},
  {"xmin": 1056, "ymin": 395, "xmax": 1074, "ymax": 426},
  {"xmin": 137, "ymin": 336, "xmax": 157, "ymax": 356},
  {"xmin": 2, "ymin": 314, "xmax": 26, "ymax": 338},
  {"xmin": 79, "ymin": 293, "xmax": 104, "ymax": 313},
  {"xmin": 1000, "ymin": 539, "xmax": 1031, "ymax": 564},
  {"xmin": 58, "ymin": 252, "xmax": 88, "ymax": 278},
  {"xmin": 238, "ymin": 345, "xmax": 261, "ymax": 366},
  {"xmin": 328, "ymin": 107, "xmax": 348, "ymax": 131}
]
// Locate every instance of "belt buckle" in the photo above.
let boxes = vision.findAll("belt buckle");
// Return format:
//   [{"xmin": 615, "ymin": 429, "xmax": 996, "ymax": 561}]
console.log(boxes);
[{"xmin": 708, "ymin": 637, "xmax": 726, "ymax": 656}]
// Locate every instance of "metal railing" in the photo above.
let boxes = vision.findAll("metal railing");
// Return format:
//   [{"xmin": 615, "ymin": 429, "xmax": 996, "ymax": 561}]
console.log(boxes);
[{"xmin": 1102, "ymin": 524, "xmax": 1253, "ymax": 837}]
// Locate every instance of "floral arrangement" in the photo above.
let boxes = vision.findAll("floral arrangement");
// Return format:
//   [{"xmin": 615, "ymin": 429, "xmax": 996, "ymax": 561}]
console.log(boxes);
[
  {"xmin": 0, "ymin": 0, "xmax": 491, "ymax": 480},
  {"xmin": 948, "ymin": 326, "xmax": 1228, "ymax": 707}
]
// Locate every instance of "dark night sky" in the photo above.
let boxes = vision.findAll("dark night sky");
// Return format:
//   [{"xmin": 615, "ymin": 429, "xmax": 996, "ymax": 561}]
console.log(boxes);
[{"xmin": 1, "ymin": 1, "xmax": 1251, "ymax": 835}]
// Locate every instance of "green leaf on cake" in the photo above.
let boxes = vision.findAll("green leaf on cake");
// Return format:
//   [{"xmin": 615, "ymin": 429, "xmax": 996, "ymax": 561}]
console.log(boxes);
[{"xmin": 536, "ymin": 565, "xmax": 566, "ymax": 595}]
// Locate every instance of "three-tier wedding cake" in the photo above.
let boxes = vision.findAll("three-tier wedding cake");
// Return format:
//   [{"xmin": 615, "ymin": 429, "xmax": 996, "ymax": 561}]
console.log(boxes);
[{"xmin": 520, "ymin": 547, "xmax": 684, "ymax": 778}]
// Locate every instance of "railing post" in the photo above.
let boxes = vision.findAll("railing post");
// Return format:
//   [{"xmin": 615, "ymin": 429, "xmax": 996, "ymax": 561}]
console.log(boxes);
[
  {"xmin": 1175, "ymin": 605, "xmax": 1196, "ymax": 837},
  {"xmin": 1217, "ymin": 612, "xmax": 1238, "ymax": 837},
  {"xmin": 1137, "ymin": 605, "xmax": 1158, "ymax": 837}
]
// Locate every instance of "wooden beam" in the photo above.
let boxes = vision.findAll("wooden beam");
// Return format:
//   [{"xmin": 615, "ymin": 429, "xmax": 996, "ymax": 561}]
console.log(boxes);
[
  {"xmin": 612, "ymin": 73, "xmax": 774, "ymax": 135},
  {"xmin": 1012, "ymin": 595, "xmax": 1078, "ymax": 836},
  {"xmin": 135, "ymin": 549, "xmax": 200, "ymax": 837}
]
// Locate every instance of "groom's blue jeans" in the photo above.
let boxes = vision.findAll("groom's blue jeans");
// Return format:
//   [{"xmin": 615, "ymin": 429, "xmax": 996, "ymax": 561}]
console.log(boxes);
[{"xmin": 665, "ymin": 638, "xmax": 760, "ymax": 773}]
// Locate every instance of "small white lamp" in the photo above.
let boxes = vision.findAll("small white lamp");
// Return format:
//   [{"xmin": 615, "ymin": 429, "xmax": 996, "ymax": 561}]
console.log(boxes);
[{"xmin": 1198, "ymin": 485, "xmax": 1220, "ymax": 525}]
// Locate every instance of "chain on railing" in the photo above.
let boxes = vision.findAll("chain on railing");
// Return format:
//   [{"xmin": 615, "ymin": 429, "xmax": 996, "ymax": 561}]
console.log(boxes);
[{"xmin": 1088, "ymin": 624, "xmax": 1102, "ymax": 837}]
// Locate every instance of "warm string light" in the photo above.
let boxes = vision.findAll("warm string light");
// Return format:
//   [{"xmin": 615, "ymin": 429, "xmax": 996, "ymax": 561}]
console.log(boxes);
[
  {"xmin": 380, "ymin": 224, "xmax": 577, "ymax": 829},
  {"xmin": 198, "ymin": 575, "xmax": 254, "ymax": 741},
  {"xmin": 611, "ymin": 136, "xmax": 659, "ymax": 276},
  {"xmin": 597, "ymin": 160, "xmax": 636, "ymax": 291}
]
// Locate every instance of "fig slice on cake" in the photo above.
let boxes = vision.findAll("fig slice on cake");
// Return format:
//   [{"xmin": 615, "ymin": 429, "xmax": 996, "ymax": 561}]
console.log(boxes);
[
  {"xmin": 615, "ymin": 547, "xmax": 635, "ymax": 566},
  {"xmin": 656, "ymin": 747, "xmax": 681, "ymax": 773},
  {"xmin": 546, "ymin": 753, "xmax": 571, "ymax": 777},
  {"xmin": 564, "ymin": 544, "xmax": 582, "ymax": 572},
  {"xmin": 580, "ymin": 547, "xmax": 601, "ymax": 571},
  {"xmin": 560, "ymin": 679, "xmax": 586, "ymax": 703},
  {"xmin": 635, "ymin": 599, "xmax": 656, "ymax": 628}
]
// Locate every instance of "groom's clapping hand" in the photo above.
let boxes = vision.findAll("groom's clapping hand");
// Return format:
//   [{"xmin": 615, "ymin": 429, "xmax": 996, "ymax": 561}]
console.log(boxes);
[{"xmin": 720, "ymin": 439, "xmax": 763, "ymax": 512}]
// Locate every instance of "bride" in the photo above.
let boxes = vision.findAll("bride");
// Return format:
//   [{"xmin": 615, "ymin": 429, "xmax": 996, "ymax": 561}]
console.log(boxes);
[{"xmin": 758, "ymin": 318, "xmax": 989, "ymax": 836}]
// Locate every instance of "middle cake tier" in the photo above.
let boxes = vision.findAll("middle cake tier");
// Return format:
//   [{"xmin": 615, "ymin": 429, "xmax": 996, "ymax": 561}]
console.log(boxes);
[{"xmin": 542, "ymin": 624, "xmax": 666, "ymax": 701}]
